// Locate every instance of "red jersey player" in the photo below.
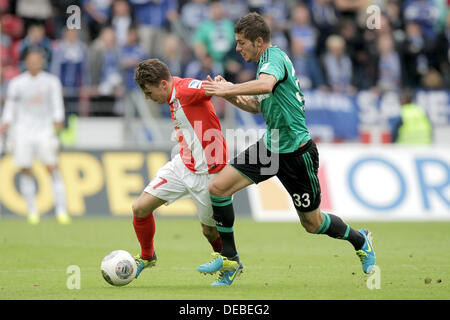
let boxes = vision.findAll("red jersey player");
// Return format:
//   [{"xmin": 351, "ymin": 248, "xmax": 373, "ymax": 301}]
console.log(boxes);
[{"xmin": 131, "ymin": 59, "xmax": 228, "ymax": 278}]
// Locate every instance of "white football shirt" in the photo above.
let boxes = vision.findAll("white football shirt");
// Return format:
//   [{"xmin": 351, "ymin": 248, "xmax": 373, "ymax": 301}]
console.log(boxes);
[{"xmin": 2, "ymin": 71, "xmax": 64, "ymax": 139}]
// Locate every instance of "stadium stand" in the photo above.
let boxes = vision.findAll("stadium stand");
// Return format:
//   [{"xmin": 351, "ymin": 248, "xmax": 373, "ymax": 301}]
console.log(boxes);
[{"xmin": 0, "ymin": 0, "xmax": 449, "ymax": 146}]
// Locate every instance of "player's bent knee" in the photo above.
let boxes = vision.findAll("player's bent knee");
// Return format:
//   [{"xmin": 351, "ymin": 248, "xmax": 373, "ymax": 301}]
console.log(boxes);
[
  {"xmin": 298, "ymin": 208, "xmax": 322, "ymax": 233},
  {"xmin": 299, "ymin": 214, "xmax": 322, "ymax": 233},
  {"xmin": 208, "ymin": 181, "xmax": 226, "ymax": 197},
  {"xmin": 132, "ymin": 202, "xmax": 149, "ymax": 218}
]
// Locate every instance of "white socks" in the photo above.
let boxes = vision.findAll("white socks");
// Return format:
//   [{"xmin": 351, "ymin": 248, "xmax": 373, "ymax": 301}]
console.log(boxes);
[
  {"xmin": 19, "ymin": 173, "xmax": 38, "ymax": 215},
  {"xmin": 51, "ymin": 169, "xmax": 67, "ymax": 216},
  {"xmin": 20, "ymin": 170, "xmax": 67, "ymax": 215}
]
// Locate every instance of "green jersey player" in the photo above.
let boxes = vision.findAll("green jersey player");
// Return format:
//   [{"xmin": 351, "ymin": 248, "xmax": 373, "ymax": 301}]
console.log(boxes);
[{"xmin": 198, "ymin": 12, "xmax": 375, "ymax": 286}]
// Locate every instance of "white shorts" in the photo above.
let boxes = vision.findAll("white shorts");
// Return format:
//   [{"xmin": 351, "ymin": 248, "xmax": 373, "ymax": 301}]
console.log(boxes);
[
  {"xmin": 144, "ymin": 154, "xmax": 217, "ymax": 227},
  {"xmin": 13, "ymin": 135, "xmax": 59, "ymax": 168}
]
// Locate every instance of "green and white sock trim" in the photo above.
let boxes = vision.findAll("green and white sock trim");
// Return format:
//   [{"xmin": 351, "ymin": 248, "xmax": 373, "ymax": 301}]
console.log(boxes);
[
  {"xmin": 210, "ymin": 194, "xmax": 233, "ymax": 207},
  {"xmin": 216, "ymin": 225, "xmax": 234, "ymax": 233},
  {"xmin": 315, "ymin": 212, "xmax": 331, "ymax": 234}
]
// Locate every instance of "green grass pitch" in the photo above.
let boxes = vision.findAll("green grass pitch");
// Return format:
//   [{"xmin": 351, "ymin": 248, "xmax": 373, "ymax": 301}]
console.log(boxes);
[{"xmin": 0, "ymin": 217, "xmax": 449, "ymax": 300}]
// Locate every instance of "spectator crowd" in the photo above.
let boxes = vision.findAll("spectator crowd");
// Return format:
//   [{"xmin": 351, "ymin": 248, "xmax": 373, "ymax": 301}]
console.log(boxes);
[{"xmin": 0, "ymin": 0, "xmax": 449, "ymax": 118}]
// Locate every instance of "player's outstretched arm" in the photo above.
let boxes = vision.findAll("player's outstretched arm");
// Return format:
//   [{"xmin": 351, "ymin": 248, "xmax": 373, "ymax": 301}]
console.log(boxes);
[
  {"xmin": 203, "ymin": 73, "xmax": 276, "ymax": 97},
  {"xmin": 227, "ymin": 95, "xmax": 261, "ymax": 114},
  {"xmin": 204, "ymin": 75, "xmax": 261, "ymax": 114}
]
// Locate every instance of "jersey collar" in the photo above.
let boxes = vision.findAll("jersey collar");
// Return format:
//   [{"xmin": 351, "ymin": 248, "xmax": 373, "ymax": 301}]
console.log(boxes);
[
  {"xmin": 168, "ymin": 79, "xmax": 177, "ymax": 104},
  {"xmin": 258, "ymin": 45, "xmax": 276, "ymax": 64}
]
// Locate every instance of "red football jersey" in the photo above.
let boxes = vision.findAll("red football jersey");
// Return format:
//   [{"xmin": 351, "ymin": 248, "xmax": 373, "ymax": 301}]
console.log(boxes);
[{"xmin": 167, "ymin": 77, "xmax": 228, "ymax": 174}]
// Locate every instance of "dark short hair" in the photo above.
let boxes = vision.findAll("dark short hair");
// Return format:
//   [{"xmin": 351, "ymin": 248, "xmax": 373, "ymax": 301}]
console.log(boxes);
[
  {"xmin": 234, "ymin": 12, "xmax": 271, "ymax": 43},
  {"xmin": 134, "ymin": 58, "xmax": 171, "ymax": 88},
  {"xmin": 400, "ymin": 88, "xmax": 415, "ymax": 105},
  {"xmin": 24, "ymin": 48, "xmax": 45, "ymax": 60}
]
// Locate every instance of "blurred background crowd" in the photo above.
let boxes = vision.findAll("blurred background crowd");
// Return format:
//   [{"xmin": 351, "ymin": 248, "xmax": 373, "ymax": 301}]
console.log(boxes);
[{"xmin": 0, "ymin": 0, "xmax": 448, "ymax": 128}]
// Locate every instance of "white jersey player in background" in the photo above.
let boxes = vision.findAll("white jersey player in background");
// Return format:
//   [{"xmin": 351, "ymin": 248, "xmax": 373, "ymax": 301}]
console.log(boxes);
[{"xmin": 0, "ymin": 50, "xmax": 71, "ymax": 225}]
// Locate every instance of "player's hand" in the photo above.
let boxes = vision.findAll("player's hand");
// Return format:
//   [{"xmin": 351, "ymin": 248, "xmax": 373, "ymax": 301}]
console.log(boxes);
[
  {"xmin": 203, "ymin": 77, "xmax": 233, "ymax": 97},
  {"xmin": 235, "ymin": 95, "xmax": 252, "ymax": 105},
  {"xmin": 211, "ymin": 75, "xmax": 226, "ymax": 83},
  {"xmin": 202, "ymin": 81, "xmax": 226, "ymax": 97},
  {"xmin": 215, "ymin": 75, "xmax": 225, "ymax": 82},
  {"xmin": 206, "ymin": 75, "xmax": 228, "ymax": 84}
]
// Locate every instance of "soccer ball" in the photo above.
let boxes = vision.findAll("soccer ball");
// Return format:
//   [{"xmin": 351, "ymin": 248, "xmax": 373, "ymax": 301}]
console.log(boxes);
[{"xmin": 101, "ymin": 250, "xmax": 137, "ymax": 286}]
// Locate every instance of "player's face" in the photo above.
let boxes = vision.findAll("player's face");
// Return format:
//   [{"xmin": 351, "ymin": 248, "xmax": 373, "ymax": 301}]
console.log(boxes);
[
  {"xmin": 235, "ymin": 33, "xmax": 259, "ymax": 62},
  {"xmin": 25, "ymin": 52, "xmax": 44, "ymax": 75},
  {"xmin": 142, "ymin": 81, "xmax": 169, "ymax": 104}
]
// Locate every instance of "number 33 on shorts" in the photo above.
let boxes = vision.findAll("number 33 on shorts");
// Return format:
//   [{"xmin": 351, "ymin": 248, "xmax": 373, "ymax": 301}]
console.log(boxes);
[{"xmin": 292, "ymin": 193, "xmax": 310, "ymax": 209}]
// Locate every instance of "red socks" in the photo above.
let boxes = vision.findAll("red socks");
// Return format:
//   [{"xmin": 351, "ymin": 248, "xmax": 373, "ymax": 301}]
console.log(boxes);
[
  {"xmin": 133, "ymin": 214, "xmax": 156, "ymax": 260},
  {"xmin": 209, "ymin": 237, "xmax": 222, "ymax": 253},
  {"xmin": 134, "ymin": 213, "xmax": 222, "ymax": 258}
]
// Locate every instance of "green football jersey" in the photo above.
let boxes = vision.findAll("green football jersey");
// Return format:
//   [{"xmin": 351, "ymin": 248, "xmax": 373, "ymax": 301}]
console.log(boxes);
[{"xmin": 255, "ymin": 46, "xmax": 311, "ymax": 153}]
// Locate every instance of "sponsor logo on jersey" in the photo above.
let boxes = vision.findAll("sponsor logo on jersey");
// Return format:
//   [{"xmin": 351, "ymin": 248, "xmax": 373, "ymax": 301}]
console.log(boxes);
[
  {"xmin": 188, "ymin": 80, "xmax": 202, "ymax": 89},
  {"xmin": 260, "ymin": 63, "xmax": 270, "ymax": 72}
]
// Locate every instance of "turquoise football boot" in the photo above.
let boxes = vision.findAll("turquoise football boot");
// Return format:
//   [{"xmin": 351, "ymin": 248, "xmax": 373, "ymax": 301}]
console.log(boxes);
[
  {"xmin": 197, "ymin": 252, "xmax": 239, "ymax": 274},
  {"xmin": 134, "ymin": 252, "xmax": 157, "ymax": 278},
  {"xmin": 356, "ymin": 229, "xmax": 376, "ymax": 274},
  {"xmin": 211, "ymin": 261, "xmax": 244, "ymax": 287}
]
